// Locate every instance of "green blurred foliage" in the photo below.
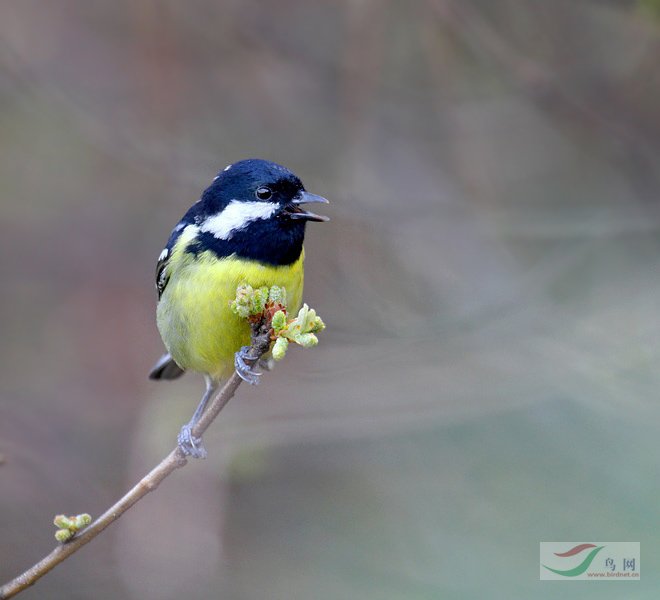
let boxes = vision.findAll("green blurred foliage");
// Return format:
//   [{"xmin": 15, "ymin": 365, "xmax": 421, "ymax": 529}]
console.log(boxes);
[{"xmin": 639, "ymin": 0, "xmax": 660, "ymax": 20}]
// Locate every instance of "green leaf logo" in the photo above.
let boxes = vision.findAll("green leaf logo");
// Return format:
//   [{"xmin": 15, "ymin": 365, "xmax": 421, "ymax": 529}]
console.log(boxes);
[{"xmin": 543, "ymin": 545, "xmax": 605, "ymax": 577}]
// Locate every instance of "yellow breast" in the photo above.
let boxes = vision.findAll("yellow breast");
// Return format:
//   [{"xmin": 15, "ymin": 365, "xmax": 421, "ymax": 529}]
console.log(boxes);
[{"xmin": 157, "ymin": 248, "xmax": 304, "ymax": 380}]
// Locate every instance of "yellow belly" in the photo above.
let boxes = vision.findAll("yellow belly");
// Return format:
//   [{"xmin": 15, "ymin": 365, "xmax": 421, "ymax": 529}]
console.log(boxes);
[{"xmin": 157, "ymin": 250, "xmax": 304, "ymax": 379}]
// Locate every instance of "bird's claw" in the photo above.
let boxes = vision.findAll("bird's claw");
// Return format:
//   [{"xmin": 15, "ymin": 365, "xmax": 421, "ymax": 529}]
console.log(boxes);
[
  {"xmin": 234, "ymin": 345, "xmax": 262, "ymax": 385},
  {"xmin": 177, "ymin": 424, "xmax": 208, "ymax": 459}
]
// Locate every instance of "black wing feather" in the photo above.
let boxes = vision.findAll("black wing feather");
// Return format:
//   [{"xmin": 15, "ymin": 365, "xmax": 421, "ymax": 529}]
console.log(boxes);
[
  {"xmin": 155, "ymin": 219, "xmax": 191, "ymax": 299},
  {"xmin": 156, "ymin": 253, "xmax": 170, "ymax": 299}
]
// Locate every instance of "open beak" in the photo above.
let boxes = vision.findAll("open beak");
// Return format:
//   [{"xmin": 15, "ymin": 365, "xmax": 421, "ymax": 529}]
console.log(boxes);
[{"xmin": 285, "ymin": 191, "xmax": 330, "ymax": 222}]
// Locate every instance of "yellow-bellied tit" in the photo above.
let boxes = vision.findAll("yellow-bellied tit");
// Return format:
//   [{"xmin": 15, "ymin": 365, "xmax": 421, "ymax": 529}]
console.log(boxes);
[{"xmin": 149, "ymin": 159, "xmax": 328, "ymax": 458}]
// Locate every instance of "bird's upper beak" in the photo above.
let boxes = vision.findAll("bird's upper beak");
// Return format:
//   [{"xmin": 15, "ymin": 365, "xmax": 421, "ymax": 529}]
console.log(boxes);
[{"xmin": 285, "ymin": 191, "xmax": 330, "ymax": 222}]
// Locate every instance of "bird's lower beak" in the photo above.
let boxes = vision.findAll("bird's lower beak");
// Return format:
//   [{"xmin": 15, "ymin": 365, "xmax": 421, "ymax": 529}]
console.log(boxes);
[{"xmin": 285, "ymin": 191, "xmax": 330, "ymax": 222}]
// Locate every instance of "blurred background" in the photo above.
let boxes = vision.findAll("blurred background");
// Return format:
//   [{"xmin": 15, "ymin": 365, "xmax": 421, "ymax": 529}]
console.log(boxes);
[{"xmin": 2, "ymin": 1, "xmax": 660, "ymax": 598}]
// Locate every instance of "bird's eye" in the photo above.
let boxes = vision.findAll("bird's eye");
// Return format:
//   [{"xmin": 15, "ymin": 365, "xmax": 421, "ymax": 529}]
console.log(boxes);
[{"xmin": 255, "ymin": 186, "xmax": 273, "ymax": 201}]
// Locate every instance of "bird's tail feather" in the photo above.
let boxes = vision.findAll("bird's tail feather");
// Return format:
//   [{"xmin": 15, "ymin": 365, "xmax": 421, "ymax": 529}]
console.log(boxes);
[{"xmin": 149, "ymin": 353, "xmax": 186, "ymax": 380}]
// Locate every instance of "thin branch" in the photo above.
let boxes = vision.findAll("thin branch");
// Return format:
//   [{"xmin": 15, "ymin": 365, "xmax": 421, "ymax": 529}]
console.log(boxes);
[{"xmin": 0, "ymin": 324, "xmax": 272, "ymax": 599}]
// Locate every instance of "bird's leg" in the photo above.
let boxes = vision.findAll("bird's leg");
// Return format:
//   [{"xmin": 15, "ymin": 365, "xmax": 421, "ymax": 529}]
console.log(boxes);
[
  {"xmin": 177, "ymin": 375, "xmax": 218, "ymax": 459},
  {"xmin": 234, "ymin": 346, "xmax": 262, "ymax": 385}
]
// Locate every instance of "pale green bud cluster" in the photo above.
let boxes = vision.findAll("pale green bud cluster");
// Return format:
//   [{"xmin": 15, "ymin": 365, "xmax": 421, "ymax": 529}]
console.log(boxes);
[
  {"xmin": 231, "ymin": 284, "xmax": 270, "ymax": 318},
  {"xmin": 272, "ymin": 304, "xmax": 326, "ymax": 360},
  {"xmin": 53, "ymin": 513, "xmax": 92, "ymax": 542},
  {"xmin": 231, "ymin": 285, "xmax": 325, "ymax": 362},
  {"xmin": 268, "ymin": 285, "xmax": 287, "ymax": 305},
  {"xmin": 272, "ymin": 336, "xmax": 289, "ymax": 361},
  {"xmin": 231, "ymin": 285, "xmax": 289, "ymax": 318},
  {"xmin": 271, "ymin": 310, "xmax": 287, "ymax": 332}
]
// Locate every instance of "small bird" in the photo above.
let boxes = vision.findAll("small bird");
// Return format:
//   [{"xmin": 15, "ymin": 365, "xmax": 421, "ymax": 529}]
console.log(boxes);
[{"xmin": 150, "ymin": 159, "xmax": 328, "ymax": 458}]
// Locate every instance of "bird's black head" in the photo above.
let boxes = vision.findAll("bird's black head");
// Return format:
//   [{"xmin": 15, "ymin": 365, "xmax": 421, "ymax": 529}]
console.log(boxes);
[{"xmin": 182, "ymin": 159, "xmax": 328, "ymax": 266}]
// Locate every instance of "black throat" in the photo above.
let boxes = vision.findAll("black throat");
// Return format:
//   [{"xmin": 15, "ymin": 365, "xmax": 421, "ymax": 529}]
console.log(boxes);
[{"xmin": 187, "ymin": 217, "xmax": 305, "ymax": 266}]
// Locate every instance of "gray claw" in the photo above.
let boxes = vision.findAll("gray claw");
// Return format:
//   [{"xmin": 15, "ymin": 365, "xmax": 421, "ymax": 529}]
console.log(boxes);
[
  {"xmin": 234, "ymin": 345, "xmax": 261, "ymax": 385},
  {"xmin": 178, "ymin": 424, "xmax": 208, "ymax": 459}
]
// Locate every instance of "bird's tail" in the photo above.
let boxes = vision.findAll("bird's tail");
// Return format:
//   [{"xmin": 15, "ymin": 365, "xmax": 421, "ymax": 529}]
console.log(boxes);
[{"xmin": 148, "ymin": 353, "xmax": 186, "ymax": 380}]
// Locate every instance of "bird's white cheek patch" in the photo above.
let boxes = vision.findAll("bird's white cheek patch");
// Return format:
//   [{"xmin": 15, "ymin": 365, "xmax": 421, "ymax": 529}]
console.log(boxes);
[{"xmin": 199, "ymin": 200, "xmax": 278, "ymax": 240}]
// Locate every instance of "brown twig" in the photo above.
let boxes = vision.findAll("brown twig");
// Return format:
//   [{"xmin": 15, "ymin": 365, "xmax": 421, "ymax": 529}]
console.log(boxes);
[{"xmin": 0, "ymin": 322, "xmax": 272, "ymax": 599}]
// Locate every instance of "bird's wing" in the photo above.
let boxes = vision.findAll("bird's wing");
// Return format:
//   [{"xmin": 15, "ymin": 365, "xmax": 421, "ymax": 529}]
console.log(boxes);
[
  {"xmin": 156, "ymin": 220, "xmax": 190, "ymax": 299},
  {"xmin": 156, "ymin": 251, "xmax": 170, "ymax": 299}
]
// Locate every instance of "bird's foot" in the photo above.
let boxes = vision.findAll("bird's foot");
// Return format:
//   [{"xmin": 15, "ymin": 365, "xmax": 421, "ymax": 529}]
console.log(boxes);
[
  {"xmin": 234, "ymin": 345, "xmax": 262, "ymax": 385},
  {"xmin": 177, "ymin": 423, "xmax": 208, "ymax": 459}
]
